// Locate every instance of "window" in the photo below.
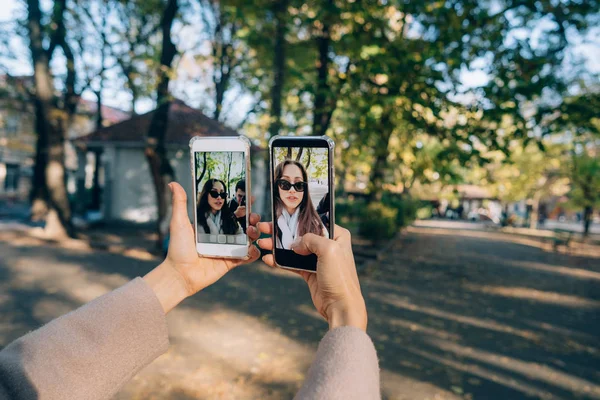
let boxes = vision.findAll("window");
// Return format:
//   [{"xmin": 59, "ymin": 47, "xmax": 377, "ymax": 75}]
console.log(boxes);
[
  {"xmin": 5, "ymin": 116, "xmax": 19, "ymax": 137},
  {"xmin": 4, "ymin": 164, "xmax": 19, "ymax": 192}
]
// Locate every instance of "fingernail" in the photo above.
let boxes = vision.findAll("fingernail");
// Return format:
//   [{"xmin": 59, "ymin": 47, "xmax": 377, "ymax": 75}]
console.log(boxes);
[{"xmin": 168, "ymin": 183, "xmax": 173, "ymax": 193}]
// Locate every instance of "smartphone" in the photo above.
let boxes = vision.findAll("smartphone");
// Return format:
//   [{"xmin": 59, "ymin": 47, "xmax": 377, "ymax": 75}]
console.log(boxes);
[
  {"xmin": 241, "ymin": 195, "xmax": 246, "ymax": 207},
  {"xmin": 190, "ymin": 136, "xmax": 251, "ymax": 259},
  {"xmin": 269, "ymin": 135, "xmax": 335, "ymax": 272}
]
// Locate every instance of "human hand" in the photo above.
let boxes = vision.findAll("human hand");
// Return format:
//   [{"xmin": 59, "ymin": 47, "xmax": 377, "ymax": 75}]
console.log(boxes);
[
  {"xmin": 234, "ymin": 206, "xmax": 246, "ymax": 219},
  {"xmin": 144, "ymin": 182, "xmax": 261, "ymax": 313},
  {"xmin": 257, "ymin": 223, "xmax": 367, "ymax": 331}
]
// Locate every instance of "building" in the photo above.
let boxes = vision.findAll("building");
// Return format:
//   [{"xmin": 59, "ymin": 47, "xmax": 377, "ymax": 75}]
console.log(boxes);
[
  {"xmin": 76, "ymin": 99, "xmax": 265, "ymax": 224},
  {"xmin": 0, "ymin": 75, "xmax": 129, "ymax": 200}
]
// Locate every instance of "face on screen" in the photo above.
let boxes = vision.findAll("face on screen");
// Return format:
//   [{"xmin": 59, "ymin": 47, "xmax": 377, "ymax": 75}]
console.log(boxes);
[
  {"xmin": 195, "ymin": 151, "xmax": 247, "ymax": 245},
  {"xmin": 273, "ymin": 146, "xmax": 331, "ymax": 270}
]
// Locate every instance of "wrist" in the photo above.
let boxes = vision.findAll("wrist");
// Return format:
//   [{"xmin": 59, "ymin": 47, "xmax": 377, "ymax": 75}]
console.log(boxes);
[
  {"xmin": 327, "ymin": 299, "xmax": 368, "ymax": 332},
  {"xmin": 143, "ymin": 259, "xmax": 191, "ymax": 314}
]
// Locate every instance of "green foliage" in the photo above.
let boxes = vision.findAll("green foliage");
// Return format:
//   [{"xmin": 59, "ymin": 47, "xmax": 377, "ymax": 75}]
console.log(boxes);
[
  {"xmin": 416, "ymin": 206, "xmax": 433, "ymax": 220},
  {"xmin": 358, "ymin": 203, "xmax": 398, "ymax": 241},
  {"xmin": 568, "ymin": 150, "xmax": 600, "ymax": 209},
  {"xmin": 380, "ymin": 193, "xmax": 418, "ymax": 227}
]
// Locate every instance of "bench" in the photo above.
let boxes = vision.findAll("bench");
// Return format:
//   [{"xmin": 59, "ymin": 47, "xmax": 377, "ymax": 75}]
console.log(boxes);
[{"xmin": 552, "ymin": 229, "xmax": 573, "ymax": 252}]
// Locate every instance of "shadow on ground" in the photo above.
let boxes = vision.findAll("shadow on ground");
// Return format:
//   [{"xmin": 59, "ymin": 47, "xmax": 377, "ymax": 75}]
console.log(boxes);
[{"xmin": 1, "ymin": 225, "xmax": 599, "ymax": 399}]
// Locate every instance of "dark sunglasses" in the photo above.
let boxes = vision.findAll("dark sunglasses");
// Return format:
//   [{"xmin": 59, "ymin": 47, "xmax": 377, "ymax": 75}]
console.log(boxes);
[
  {"xmin": 209, "ymin": 190, "xmax": 227, "ymax": 199},
  {"xmin": 277, "ymin": 179, "xmax": 307, "ymax": 192}
]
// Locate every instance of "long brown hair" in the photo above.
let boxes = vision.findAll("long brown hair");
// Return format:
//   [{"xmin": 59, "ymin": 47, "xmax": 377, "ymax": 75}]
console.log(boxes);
[{"xmin": 274, "ymin": 159, "xmax": 322, "ymax": 237}]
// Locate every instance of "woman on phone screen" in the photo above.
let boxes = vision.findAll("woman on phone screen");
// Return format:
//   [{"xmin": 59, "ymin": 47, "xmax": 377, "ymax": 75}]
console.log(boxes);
[
  {"xmin": 274, "ymin": 159, "xmax": 328, "ymax": 250},
  {"xmin": 197, "ymin": 179, "xmax": 242, "ymax": 235}
]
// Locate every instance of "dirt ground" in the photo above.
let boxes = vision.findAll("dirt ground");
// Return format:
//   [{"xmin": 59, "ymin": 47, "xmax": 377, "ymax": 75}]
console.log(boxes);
[{"xmin": 1, "ymin": 221, "xmax": 599, "ymax": 399}]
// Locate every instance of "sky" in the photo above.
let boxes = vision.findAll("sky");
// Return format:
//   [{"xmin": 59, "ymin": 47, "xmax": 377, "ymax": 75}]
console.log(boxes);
[{"xmin": 2, "ymin": 0, "xmax": 599, "ymax": 120}]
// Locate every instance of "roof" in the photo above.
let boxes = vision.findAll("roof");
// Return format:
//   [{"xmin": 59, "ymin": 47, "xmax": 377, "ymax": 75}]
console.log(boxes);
[
  {"xmin": 77, "ymin": 98, "xmax": 130, "ymax": 125},
  {"xmin": 79, "ymin": 100, "xmax": 239, "ymax": 147},
  {"xmin": 455, "ymin": 185, "xmax": 493, "ymax": 200}
]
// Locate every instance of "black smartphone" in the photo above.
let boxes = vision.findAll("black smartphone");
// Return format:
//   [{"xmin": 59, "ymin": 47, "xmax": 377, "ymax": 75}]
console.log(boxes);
[
  {"xmin": 269, "ymin": 135, "xmax": 335, "ymax": 272},
  {"xmin": 241, "ymin": 195, "xmax": 246, "ymax": 207}
]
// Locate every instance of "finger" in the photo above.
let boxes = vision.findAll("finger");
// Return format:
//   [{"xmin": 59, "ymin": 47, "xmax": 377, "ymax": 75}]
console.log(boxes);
[
  {"xmin": 292, "ymin": 232, "xmax": 330, "ymax": 257},
  {"xmin": 231, "ymin": 245, "xmax": 261, "ymax": 268},
  {"xmin": 288, "ymin": 268, "xmax": 311, "ymax": 282},
  {"xmin": 257, "ymin": 237, "xmax": 273, "ymax": 250},
  {"xmin": 261, "ymin": 253, "xmax": 275, "ymax": 267},
  {"xmin": 249, "ymin": 195, "xmax": 256, "ymax": 206},
  {"xmin": 246, "ymin": 245, "xmax": 260, "ymax": 263},
  {"xmin": 247, "ymin": 225, "xmax": 260, "ymax": 242},
  {"xmin": 248, "ymin": 213, "xmax": 261, "ymax": 226},
  {"xmin": 333, "ymin": 224, "xmax": 351, "ymax": 242},
  {"xmin": 168, "ymin": 182, "xmax": 189, "ymax": 227},
  {"xmin": 257, "ymin": 221, "xmax": 273, "ymax": 235}
]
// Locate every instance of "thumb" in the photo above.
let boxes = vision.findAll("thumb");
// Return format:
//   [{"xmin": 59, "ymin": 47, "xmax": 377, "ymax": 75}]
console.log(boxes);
[
  {"xmin": 169, "ymin": 182, "xmax": 189, "ymax": 227},
  {"xmin": 292, "ymin": 233, "xmax": 329, "ymax": 257}
]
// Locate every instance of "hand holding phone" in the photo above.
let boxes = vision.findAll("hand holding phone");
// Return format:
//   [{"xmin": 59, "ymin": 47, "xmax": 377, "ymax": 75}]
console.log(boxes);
[
  {"xmin": 146, "ymin": 182, "xmax": 261, "ymax": 312},
  {"xmin": 269, "ymin": 136, "xmax": 335, "ymax": 272},
  {"xmin": 257, "ymin": 222, "xmax": 367, "ymax": 331},
  {"xmin": 190, "ymin": 136, "xmax": 251, "ymax": 258}
]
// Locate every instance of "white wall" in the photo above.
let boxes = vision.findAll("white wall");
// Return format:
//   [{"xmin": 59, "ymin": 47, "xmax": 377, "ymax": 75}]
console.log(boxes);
[
  {"xmin": 104, "ymin": 146, "xmax": 265, "ymax": 223},
  {"xmin": 105, "ymin": 147, "xmax": 194, "ymax": 223}
]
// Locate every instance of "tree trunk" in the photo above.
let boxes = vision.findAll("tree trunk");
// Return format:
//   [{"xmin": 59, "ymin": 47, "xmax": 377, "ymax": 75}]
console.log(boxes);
[
  {"xmin": 30, "ymin": 99, "xmax": 49, "ymax": 220},
  {"xmin": 312, "ymin": 0, "xmax": 333, "ymax": 137},
  {"xmin": 95, "ymin": 90, "xmax": 103, "ymax": 129},
  {"xmin": 529, "ymin": 193, "xmax": 541, "ymax": 230},
  {"xmin": 583, "ymin": 205, "xmax": 592, "ymax": 237},
  {"xmin": 268, "ymin": 0, "xmax": 288, "ymax": 139},
  {"xmin": 197, "ymin": 152, "xmax": 207, "ymax": 187},
  {"xmin": 145, "ymin": 0, "xmax": 178, "ymax": 249},
  {"xmin": 90, "ymin": 150, "xmax": 102, "ymax": 210},
  {"xmin": 368, "ymin": 112, "xmax": 393, "ymax": 202},
  {"xmin": 27, "ymin": 0, "xmax": 74, "ymax": 237},
  {"xmin": 263, "ymin": 0, "xmax": 288, "ymax": 216}
]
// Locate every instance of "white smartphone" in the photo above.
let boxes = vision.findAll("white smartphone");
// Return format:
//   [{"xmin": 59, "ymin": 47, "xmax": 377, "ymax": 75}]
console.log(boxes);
[{"xmin": 189, "ymin": 136, "xmax": 251, "ymax": 259}]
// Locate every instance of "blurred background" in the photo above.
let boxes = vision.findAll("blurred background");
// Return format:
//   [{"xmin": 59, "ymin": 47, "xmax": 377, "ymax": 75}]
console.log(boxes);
[{"xmin": 0, "ymin": 1, "xmax": 599, "ymax": 399}]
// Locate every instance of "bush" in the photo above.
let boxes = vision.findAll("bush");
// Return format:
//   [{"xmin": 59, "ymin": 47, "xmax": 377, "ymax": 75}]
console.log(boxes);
[
  {"xmin": 358, "ymin": 203, "xmax": 399, "ymax": 240},
  {"xmin": 416, "ymin": 206, "xmax": 433, "ymax": 220},
  {"xmin": 381, "ymin": 192, "xmax": 418, "ymax": 227},
  {"xmin": 335, "ymin": 198, "xmax": 366, "ymax": 230}
]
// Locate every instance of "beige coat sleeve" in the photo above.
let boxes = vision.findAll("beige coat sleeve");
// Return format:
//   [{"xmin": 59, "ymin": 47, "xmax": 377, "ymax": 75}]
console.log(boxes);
[
  {"xmin": 0, "ymin": 278, "xmax": 169, "ymax": 400},
  {"xmin": 295, "ymin": 326, "xmax": 381, "ymax": 400}
]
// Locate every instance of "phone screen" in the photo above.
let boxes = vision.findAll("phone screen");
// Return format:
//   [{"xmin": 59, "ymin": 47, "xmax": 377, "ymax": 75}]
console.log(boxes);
[
  {"xmin": 194, "ymin": 151, "xmax": 247, "ymax": 245},
  {"xmin": 271, "ymin": 140, "xmax": 333, "ymax": 272}
]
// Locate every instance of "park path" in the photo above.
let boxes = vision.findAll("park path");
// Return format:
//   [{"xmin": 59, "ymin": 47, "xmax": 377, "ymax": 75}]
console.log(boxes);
[{"xmin": 0, "ymin": 222, "xmax": 599, "ymax": 399}]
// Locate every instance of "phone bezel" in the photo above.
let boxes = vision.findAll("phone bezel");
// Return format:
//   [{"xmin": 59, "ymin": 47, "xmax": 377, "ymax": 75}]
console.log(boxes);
[
  {"xmin": 269, "ymin": 135, "xmax": 335, "ymax": 273},
  {"xmin": 190, "ymin": 136, "xmax": 251, "ymax": 259}
]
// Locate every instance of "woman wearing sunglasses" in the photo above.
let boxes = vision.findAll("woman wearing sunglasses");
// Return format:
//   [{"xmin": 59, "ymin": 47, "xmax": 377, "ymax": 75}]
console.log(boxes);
[
  {"xmin": 274, "ymin": 159, "xmax": 328, "ymax": 250},
  {"xmin": 197, "ymin": 178, "xmax": 242, "ymax": 236}
]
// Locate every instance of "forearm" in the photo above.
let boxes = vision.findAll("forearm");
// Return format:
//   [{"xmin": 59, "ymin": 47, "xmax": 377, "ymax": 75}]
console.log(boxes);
[
  {"xmin": 143, "ymin": 260, "xmax": 190, "ymax": 313},
  {"xmin": 294, "ymin": 327, "xmax": 380, "ymax": 400},
  {"xmin": 0, "ymin": 278, "xmax": 169, "ymax": 400}
]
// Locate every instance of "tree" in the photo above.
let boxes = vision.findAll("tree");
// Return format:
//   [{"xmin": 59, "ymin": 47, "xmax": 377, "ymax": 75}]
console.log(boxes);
[
  {"xmin": 569, "ymin": 150, "xmax": 600, "ymax": 236},
  {"xmin": 109, "ymin": 0, "xmax": 162, "ymax": 114},
  {"xmin": 542, "ymin": 91, "xmax": 600, "ymax": 235},
  {"xmin": 145, "ymin": 0, "xmax": 179, "ymax": 248},
  {"xmin": 26, "ymin": 0, "xmax": 78, "ymax": 238}
]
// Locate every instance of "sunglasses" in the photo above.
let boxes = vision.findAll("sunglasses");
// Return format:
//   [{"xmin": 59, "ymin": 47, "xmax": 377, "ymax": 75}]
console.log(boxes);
[
  {"xmin": 277, "ymin": 179, "xmax": 307, "ymax": 192},
  {"xmin": 209, "ymin": 190, "xmax": 228, "ymax": 199}
]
